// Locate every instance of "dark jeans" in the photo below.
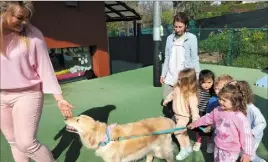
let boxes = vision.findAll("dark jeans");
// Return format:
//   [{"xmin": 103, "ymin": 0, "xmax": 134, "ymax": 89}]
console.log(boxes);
[
  {"xmin": 192, "ymin": 111, "xmax": 213, "ymax": 136},
  {"xmin": 162, "ymin": 101, "xmax": 176, "ymax": 123}
]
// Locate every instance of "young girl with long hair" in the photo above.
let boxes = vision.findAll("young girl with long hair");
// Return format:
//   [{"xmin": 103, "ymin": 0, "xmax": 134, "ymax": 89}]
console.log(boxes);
[{"xmin": 163, "ymin": 68, "xmax": 200, "ymax": 160}]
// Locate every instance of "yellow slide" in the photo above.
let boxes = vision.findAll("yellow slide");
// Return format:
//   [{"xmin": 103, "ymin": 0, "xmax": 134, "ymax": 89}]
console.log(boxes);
[{"xmin": 55, "ymin": 69, "xmax": 70, "ymax": 76}]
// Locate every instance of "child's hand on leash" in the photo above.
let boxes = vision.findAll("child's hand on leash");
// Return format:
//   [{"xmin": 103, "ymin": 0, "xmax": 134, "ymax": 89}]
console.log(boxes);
[
  {"xmin": 187, "ymin": 123, "xmax": 195, "ymax": 129},
  {"xmin": 162, "ymin": 100, "xmax": 168, "ymax": 106},
  {"xmin": 204, "ymin": 126, "xmax": 212, "ymax": 133}
]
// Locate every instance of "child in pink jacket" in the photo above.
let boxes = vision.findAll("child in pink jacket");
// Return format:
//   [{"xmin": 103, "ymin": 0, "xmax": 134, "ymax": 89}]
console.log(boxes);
[{"xmin": 188, "ymin": 83, "xmax": 253, "ymax": 162}]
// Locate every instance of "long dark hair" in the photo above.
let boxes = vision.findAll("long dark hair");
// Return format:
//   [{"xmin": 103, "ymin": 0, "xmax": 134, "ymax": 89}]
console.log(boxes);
[
  {"xmin": 173, "ymin": 12, "xmax": 189, "ymax": 27},
  {"xmin": 199, "ymin": 69, "xmax": 215, "ymax": 94}
]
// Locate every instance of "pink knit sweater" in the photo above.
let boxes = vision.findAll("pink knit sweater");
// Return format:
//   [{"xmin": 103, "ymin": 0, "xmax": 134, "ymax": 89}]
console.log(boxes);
[{"xmin": 1, "ymin": 24, "xmax": 61, "ymax": 94}]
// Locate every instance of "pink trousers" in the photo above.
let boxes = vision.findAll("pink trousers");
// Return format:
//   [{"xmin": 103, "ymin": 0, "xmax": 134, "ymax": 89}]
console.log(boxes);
[
  {"xmin": 214, "ymin": 145, "xmax": 239, "ymax": 162},
  {"xmin": 0, "ymin": 84, "xmax": 54, "ymax": 162}
]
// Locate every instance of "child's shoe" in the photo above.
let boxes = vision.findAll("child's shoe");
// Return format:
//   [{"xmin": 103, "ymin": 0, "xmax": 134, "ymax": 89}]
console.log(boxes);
[
  {"xmin": 186, "ymin": 146, "xmax": 193, "ymax": 153},
  {"xmin": 253, "ymin": 155, "xmax": 267, "ymax": 162},
  {"xmin": 193, "ymin": 142, "xmax": 201, "ymax": 151},
  {"xmin": 176, "ymin": 148, "xmax": 192, "ymax": 161},
  {"xmin": 206, "ymin": 143, "xmax": 214, "ymax": 153}
]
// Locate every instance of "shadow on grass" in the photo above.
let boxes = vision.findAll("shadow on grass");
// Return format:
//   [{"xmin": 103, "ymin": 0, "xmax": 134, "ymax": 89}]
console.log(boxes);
[{"xmin": 51, "ymin": 105, "xmax": 116, "ymax": 162}]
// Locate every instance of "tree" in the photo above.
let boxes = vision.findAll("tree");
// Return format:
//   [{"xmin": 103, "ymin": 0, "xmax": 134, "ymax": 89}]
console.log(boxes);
[
  {"xmin": 139, "ymin": 1, "xmax": 154, "ymax": 27},
  {"xmin": 106, "ymin": 22, "xmax": 122, "ymax": 36},
  {"xmin": 161, "ymin": 10, "xmax": 173, "ymax": 26},
  {"xmin": 173, "ymin": 1, "xmax": 210, "ymax": 18},
  {"xmin": 106, "ymin": 1, "xmax": 139, "ymax": 36}
]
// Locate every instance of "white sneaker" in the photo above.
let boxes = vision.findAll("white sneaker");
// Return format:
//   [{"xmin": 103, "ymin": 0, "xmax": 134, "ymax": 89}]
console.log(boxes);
[
  {"xmin": 186, "ymin": 146, "xmax": 193, "ymax": 153},
  {"xmin": 176, "ymin": 148, "xmax": 191, "ymax": 161},
  {"xmin": 206, "ymin": 143, "xmax": 214, "ymax": 154},
  {"xmin": 193, "ymin": 142, "xmax": 201, "ymax": 151},
  {"xmin": 253, "ymin": 156, "xmax": 267, "ymax": 162}
]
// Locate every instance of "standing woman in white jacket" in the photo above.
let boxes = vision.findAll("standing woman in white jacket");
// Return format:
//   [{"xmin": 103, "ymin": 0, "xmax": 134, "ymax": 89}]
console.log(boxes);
[{"xmin": 160, "ymin": 12, "xmax": 200, "ymax": 119}]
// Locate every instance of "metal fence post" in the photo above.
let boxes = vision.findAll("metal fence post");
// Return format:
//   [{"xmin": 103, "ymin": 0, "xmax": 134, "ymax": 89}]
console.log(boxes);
[
  {"xmin": 227, "ymin": 29, "xmax": 234, "ymax": 66},
  {"xmin": 265, "ymin": 27, "xmax": 268, "ymax": 57},
  {"xmin": 153, "ymin": 1, "xmax": 162, "ymax": 87}
]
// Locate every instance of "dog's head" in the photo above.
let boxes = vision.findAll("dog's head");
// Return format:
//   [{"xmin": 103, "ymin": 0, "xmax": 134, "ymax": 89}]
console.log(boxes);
[
  {"xmin": 65, "ymin": 115, "xmax": 96, "ymax": 135},
  {"xmin": 65, "ymin": 115, "xmax": 105, "ymax": 149}
]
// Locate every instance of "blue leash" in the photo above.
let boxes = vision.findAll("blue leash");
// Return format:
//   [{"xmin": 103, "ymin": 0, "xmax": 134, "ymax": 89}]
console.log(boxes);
[
  {"xmin": 117, "ymin": 126, "xmax": 187, "ymax": 141},
  {"xmin": 199, "ymin": 127, "xmax": 206, "ymax": 133},
  {"xmin": 117, "ymin": 126, "xmax": 208, "ymax": 141},
  {"xmin": 99, "ymin": 126, "xmax": 208, "ymax": 147}
]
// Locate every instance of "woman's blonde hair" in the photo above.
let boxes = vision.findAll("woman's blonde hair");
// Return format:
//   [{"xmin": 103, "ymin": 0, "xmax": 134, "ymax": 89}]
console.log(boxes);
[
  {"xmin": 0, "ymin": 1, "xmax": 34, "ymax": 55},
  {"xmin": 176, "ymin": 68, "xmax": 198, "ymax": 101}
]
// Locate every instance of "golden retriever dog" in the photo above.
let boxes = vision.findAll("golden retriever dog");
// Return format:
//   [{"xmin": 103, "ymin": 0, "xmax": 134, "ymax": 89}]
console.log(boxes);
[{"xmin": 65, "ymin": 115, "xmax": 175, "ymax": 162}]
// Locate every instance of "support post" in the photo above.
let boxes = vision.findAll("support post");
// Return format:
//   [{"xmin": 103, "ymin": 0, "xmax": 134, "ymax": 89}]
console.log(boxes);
[{"xmin": 153, "ymin": 1, "xmax": 162, "ymax": 87}]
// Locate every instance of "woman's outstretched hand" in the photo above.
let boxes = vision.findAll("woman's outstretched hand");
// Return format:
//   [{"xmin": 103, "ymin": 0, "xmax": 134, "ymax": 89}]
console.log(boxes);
[{"xmin": 57, "ymin": 99, "xmax": 74, "ymax": 118}]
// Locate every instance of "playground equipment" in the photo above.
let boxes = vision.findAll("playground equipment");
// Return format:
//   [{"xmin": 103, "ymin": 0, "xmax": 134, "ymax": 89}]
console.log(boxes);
[{"xmin": 255, "ymin": 74, "xmax": 268, "ymax": 88}]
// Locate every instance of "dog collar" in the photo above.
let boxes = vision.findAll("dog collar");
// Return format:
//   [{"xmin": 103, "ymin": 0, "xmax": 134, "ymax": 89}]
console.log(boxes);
[{"xmin": 99, "ymin": 123, "xmax": 117, "ymax": 147}]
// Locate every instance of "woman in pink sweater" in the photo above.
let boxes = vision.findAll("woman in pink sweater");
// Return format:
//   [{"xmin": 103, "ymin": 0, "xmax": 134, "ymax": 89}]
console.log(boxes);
[
  {"xmin": 1, "ymin": 2, "xmax": 73, "ymax": 162},
  {"xmin": 188, "ymin": 83, "xmax": 253, "ymax": 162}
]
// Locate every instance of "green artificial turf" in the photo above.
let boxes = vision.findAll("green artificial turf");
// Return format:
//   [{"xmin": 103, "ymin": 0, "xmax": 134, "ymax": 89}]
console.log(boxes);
[{"xmin": 1, "ymin": 64, "xmax": 267, "ymax": 162}]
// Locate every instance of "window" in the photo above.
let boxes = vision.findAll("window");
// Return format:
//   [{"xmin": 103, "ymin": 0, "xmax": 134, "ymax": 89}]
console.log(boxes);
[
  {"xmin": 48, "ymin": 46, "xmax": 92, "ymax": 81},
  {"xmin": 65, "ymin": 1, "xmax": 78, "ymax": 7}
]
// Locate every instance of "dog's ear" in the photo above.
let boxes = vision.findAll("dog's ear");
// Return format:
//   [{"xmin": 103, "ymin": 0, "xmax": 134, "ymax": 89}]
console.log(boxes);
[
  {"xmin": 80, "ymin": 114, "xmax": 88, "ymax": 117},
  {"xmin": 89, "ymin": 135, "xmax": 96, "ymax": 146},
  {"xmin": 84, "ymin": 133, "xmax": 96, "ymax": 146},
  {"xmin": 80, "ymin": 115, "xmax": 95, "ymax": 123},
  {"xmin": 82, "ymin": 124, "xmax": 97, "ymax": 147}
]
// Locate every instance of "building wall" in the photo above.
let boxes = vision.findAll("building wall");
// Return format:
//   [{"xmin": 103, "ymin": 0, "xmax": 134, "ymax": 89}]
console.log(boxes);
[
  {"xmin": 108, "ymin": 35, "xmax": 168, "ymax": 74},
  {"xmin": 31, "ymin": 1, "xmax": 110, "ymax": 77}
]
